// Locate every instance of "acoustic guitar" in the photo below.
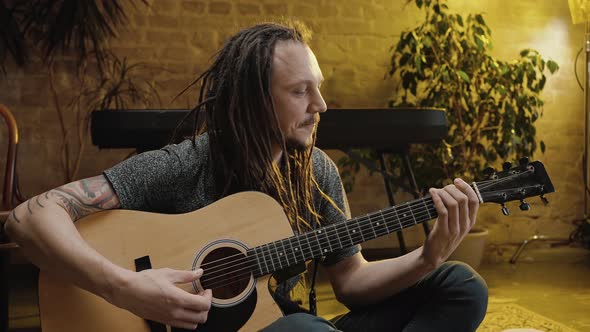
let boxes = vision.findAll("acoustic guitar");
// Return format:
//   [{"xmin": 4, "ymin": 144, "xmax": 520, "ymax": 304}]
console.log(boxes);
[{"xmin": 38, "ymin": 159, "xmax": 554, "ymax": 331}]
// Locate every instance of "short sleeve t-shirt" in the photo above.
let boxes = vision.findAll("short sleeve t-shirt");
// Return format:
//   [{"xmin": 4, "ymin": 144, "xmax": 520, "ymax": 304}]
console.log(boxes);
[{"xmin": 103, "ymin": 133, "xmax": 360, "ymax": 312}]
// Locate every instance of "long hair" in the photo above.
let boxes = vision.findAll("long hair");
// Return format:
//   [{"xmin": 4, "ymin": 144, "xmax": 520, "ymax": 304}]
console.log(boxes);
[{"xmin": 176, "ymin": 21, "xmax": 338, "ymax": 233}]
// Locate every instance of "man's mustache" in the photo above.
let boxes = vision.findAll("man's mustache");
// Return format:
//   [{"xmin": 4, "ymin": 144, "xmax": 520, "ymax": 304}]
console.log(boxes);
[{"xmin": 300, "ymin": 115, "xmax": 320, "ymax": 127}]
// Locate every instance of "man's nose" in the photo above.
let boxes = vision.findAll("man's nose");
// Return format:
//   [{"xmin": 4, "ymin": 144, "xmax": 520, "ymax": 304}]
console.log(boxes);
[{"xmin": 310, "ymin": 90, "xmax": 327, "ymax": 113}]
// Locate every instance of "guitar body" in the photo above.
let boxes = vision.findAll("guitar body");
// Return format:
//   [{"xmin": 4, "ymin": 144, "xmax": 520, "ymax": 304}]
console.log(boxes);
[{"xmin": 38, "ymin": 192, "xmax": 292, "ymax": 332}]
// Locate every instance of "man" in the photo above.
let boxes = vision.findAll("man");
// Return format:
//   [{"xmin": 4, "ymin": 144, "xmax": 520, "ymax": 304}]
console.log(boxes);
[{"xmin": 4, "ymin": 21, "xmax": 487, "ymax": 331}]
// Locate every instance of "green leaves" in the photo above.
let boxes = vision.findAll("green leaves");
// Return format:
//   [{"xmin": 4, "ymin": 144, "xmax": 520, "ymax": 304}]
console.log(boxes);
[
  {"xmin": 458, "ymin": 70, "xmax": 470, "ymax": 83},
  {"xmin": 340, "ymin": 0, "xmax": 559, "ymax": 192},
  {"xmin": 547, "ymin": 60, "xmax": 559, "ymax": 73}
]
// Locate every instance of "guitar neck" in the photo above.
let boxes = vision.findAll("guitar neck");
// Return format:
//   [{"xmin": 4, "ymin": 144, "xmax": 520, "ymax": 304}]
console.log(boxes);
[{"xmin": 249, "ymin": 195, "xmax": 437, "ymax": 277}]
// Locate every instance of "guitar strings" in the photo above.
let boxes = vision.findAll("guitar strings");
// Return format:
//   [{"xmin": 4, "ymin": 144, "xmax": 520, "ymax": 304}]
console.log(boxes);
[
  {"xmin": 198, "ymin": 172, "xmax": 537, "ymax": 288},
  {"xmin": 198, "ymin": 169, "xmax": 535, "ymax": 270},
  {"xmin": 198, "ymin": 175, "xmax": 538, "ymax": 285},
  {"xmin": 199, "ymin": 179, "xmax": 538, "ymax": 286},
  {"xmin": 200, "ymin": 186, "xmax": 528, "ymax": 291},
  {"xmin": 199, "ymin": 199, "xmax": 436, "ymax": 273},
  {"xmin": 199, "ymin": 207, "xmax": 437, "ymax": 290},
  {"xmin": 198, "ymin": 170, "xmax": 532, "ymax": 274}
]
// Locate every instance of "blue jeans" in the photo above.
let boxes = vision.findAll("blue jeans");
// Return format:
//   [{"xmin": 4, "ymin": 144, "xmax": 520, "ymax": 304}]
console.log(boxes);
[{"xmin": 261, "ymin": 261, "xmax": 488, "ymax": 332}]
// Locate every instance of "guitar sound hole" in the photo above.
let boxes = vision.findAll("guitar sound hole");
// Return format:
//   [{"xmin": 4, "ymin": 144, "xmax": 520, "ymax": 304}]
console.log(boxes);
[{"xmin": 200, "ymin": 247, "xmax": 250, "ymax": 300}]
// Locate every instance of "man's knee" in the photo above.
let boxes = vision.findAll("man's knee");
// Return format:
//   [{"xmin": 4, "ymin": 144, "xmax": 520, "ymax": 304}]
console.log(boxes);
[
  {"xmin": 440, "ymin": 261, "xmax": 489, "ymax": 319},
  {"xmin": 261, "ymin": 313, "xmax": 338, "ymax": 332}
]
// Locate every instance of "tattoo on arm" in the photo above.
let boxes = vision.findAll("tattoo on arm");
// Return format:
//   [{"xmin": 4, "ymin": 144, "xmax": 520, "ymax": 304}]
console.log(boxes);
[
  {"xmin": 35, "ymin": 195, "xmax": 44, "ymax": 208},
  {"xmin": 10, "ymin": 210, "xmax": 21, "ymax": 223},
  {"xmin": 48, "ymin": 175, "xmax": 121, "ymax": 222},
  {"xmin": 27, "ymin": 199, "xmax": 33, "ymax": 214}
]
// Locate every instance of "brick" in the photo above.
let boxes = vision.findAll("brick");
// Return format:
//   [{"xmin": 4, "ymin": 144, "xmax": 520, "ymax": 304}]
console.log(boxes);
[
  {"xmin": 316, "ymin": 4, "xmax": 339, "ymax": 18},
  {"xmin": 191, "ymin": 31, "xmax": 219, "ymax": 50},
  {"xmin": 237, "ymin": 3, "xmax": 261, "ymax": 16},
  {"xmin": 181, "ymin": 0, "xmax": 206, "ymax": 14},
  {"xmin": 209, "ymin": 1, "xmax": 231, "ymax": 15},
  {"xmin": 340, "ymin": 5, "xmax": 364, "ymax": 19},
  {"xmin": 148, "ymin": 14, "xmax": 179, "ymax": 29},
  {"xmin": 115, "ymin": 28, "xmax": 145, "ymax": 43},
  {"xmin": 133, "ymin": 14, "xmax": 148, "ymax": 27},
  {"xmin": 150, "ymin": 1, "xmax": 179, "ymax": 13},
  {"xmin": 111, "ymin": 47, "xmax": 158, "ymax": 61},
  {"xmin": 292, "ymin": 4, "xmax": 317, "ymax": 18},
  {"xmin": 146, "ymin": 30, "xmax": 188, "ymax": 46},
  {"xmin": 161, "ymin": 47, "xmax": 198, "ymax": 61},
  {"xmin": 263, "ymin": 3, "xmax": 289, "ymax": 16}
]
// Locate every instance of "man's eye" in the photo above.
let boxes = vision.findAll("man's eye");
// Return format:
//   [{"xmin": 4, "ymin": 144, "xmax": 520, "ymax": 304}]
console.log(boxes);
[{"xmin": 293, "ymin": 90, "xmax": 307, "ymax": 95}]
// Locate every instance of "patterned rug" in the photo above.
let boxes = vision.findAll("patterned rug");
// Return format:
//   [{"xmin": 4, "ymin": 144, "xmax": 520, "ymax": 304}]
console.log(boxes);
[{"xmin": 478, "ymin": 303, "xmax": 579, "ymax": 332}]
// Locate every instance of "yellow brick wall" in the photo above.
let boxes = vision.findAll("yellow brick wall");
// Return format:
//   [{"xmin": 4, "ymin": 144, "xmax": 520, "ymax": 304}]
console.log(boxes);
[{"xmin": 0, "ymin": 0, "xmax": 584, "ymax": 260}]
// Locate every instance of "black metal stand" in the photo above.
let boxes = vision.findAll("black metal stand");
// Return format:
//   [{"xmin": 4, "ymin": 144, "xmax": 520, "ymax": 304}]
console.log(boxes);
[
  {"xmin": 509, "ymin": 235, "xmax": 571, "ymax": 264},
  {"xmin": 345, "ymin": 147, "xmax": 430, "ymax": 256},
  {"xmin": 378, "ymin": 149, "xmax": 430, "ymax": 255},
  {"xmin": 378, "ymin": 153, "xmax": 407, "ymax": 254}
]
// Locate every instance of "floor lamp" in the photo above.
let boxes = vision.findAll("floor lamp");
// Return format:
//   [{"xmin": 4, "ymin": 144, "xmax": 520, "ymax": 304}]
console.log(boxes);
[
  {"xmin": 510, "ymin": 2, "xmax": 590, "ymax": 263},
  {"xmin": 569, "ymin": 1, "xmax": 590, "ymax": 224}
]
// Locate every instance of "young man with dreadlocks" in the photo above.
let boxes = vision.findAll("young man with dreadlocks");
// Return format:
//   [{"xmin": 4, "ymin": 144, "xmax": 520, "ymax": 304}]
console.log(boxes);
[{"xmin": 5, "ymin": 22, "xmax": 487, "ymax": 331}]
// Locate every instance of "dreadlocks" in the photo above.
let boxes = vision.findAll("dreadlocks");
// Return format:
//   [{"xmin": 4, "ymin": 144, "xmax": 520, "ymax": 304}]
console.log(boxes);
[{"xmin": 175, "ymin": 21, "xmax": 342, "ymax": 233}]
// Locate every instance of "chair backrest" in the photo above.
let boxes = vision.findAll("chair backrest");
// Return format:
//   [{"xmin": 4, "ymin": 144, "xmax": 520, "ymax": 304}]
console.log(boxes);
[{"xmin": 0, "ymin": 104, "xmax": 18, "ymax": 211}]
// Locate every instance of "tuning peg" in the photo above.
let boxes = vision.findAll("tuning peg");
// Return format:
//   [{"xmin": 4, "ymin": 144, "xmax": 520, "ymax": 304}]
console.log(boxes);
[
  {"xmin": 501, "ymin": 204, "xmax": 510, "ymax": 216},
  {"xmin": 483, "ymin": 167, "xmax": 496, "ymax": 179},
  {"xmin": 540, "ymin": 195, "xmax": 549, "ymax": 205},
  {"xmin": 502, "ymin": 162, "xmax": 512, "ymax": 171},
  {"xmin": 519, "ymin": 200, "xmax": 531, "ymax": 211}
]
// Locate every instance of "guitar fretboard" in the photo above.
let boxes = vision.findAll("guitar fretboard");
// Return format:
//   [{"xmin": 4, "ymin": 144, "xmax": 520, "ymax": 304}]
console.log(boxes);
[{"xmin": 248, "ymin": 196, "xmax": 437, "ymax": 277}]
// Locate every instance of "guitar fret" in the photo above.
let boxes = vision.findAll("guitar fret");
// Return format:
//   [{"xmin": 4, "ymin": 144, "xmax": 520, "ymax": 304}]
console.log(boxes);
[
  {"xmin": 409, "ymin": 202, "xmax": 417, "ymax": 225},
  {"xmin": 352, "ymin": 218, "xmax": 364, "ymax": 243},
  {"xmin": 312, "ymin": 230, "xmax": 323, "ymax": 257},
  {"xmin": 399, "ymin": 204, "xmax": 412, "ymax": 228},
  {"xmin": 295, "ymin": 234, "xmax": 305, "ymax": 262},
  {"xmin": 360, "ymin": 217, "xmax": 373, "ymax": 242},
  {"xmin": 371, "ymin": 212, "xmax": 387, "ymax": 239},
  {"xmin": 379, "ymin": 209, "xmax": 390, "ymax": 234},
  {"xmin": 264, "ymin": 243, "xmax": 276, "ymax": 271},
  {"xmin": 367, "ymin": 214, "xmax": 378, "ymax": 239},
  {"xmin": 288, "ymin": 238, "xmax": 297, "ymax": 264},
  {"xmin": 271, "ymin": 241, "xmax": 283, "ymax": 270},
  {"xmin": 303, "ymin": 232, "xmax": 314, "ymax": 259},
  {"xmin": 253, "ymin": 247, "xmax": 265, "ymax": 276},
  {"xmin": 342, "ymin": 221, "xmax": 354, "ymax": 248},
  {"xmin": 333, "ymin": 224, "xmax": 343, "ymax": 250},
  {"xmin": 421, "ymin": 199, "xmax": 433, "ymax": 220},
  {"xmin": 392, "ymin": 206, "xmax": 402, "ymax": 231},
  {"xmin": 278, "ymin": 239, "xmax": 290, "ymax": 267},
  {"xmin": 320, "ymin": 229, "xmax": 332, "ymax": 254}
]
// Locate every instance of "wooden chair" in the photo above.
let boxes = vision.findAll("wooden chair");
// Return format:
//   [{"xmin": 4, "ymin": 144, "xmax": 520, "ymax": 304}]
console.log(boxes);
[{"xmin": 1, "ymin": 104, "xmax": 23, "ymax": 332}]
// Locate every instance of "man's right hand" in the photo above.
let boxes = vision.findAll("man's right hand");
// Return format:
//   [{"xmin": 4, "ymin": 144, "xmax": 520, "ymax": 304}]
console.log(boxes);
[{"xmin": 109, "ymin": 268, "xmax": 212, "ymax": 330}]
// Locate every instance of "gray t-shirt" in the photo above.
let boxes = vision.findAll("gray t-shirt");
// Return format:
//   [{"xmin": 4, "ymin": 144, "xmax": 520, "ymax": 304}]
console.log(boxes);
[{"xmin": 103, "ymin": 133, "xmax": 360, "ymax": 312}]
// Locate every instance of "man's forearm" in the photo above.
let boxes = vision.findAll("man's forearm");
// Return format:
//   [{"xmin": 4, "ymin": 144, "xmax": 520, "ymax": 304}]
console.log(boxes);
[
  {"xmin": 4, "ymin": 194, "xmax": 129, "ymax": 302},
  {"xmin": 335, "ymin": 247, "xmax": 435, "ymax": 308}
]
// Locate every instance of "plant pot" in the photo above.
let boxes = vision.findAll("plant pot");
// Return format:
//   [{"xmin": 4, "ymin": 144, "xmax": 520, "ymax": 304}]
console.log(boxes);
[{"xmin": 448, "ymin": 228, "xmax": 489, "ymax": 269}]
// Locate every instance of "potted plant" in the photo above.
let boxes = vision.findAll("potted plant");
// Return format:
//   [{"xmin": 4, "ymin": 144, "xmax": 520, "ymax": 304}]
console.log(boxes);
[
  {"xmin": 338, "ymin": 0, "xmax": 559, "ymax": 194},
  {"xmin": 1, "ymin": 0, "xmax": 158, "ymax": 182}
]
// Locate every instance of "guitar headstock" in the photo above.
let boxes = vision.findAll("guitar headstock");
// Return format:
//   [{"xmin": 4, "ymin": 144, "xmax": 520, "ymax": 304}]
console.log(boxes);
[{"xmin": 475, "ymin": 158, "xmax": 554, "ymax": 215}]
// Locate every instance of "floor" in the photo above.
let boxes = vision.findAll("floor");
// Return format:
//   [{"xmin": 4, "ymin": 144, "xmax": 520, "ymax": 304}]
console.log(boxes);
[{"xmin": 5, "ymin": 246, "xmax": 590, "ymax": 331}]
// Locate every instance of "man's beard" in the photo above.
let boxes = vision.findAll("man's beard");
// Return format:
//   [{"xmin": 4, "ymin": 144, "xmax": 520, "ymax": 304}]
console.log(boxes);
[
  {"xmin": 286, "ymin": 116, "xmax": 318, "ymax": 151},
  {"xmin": 285, "ymin": 134, "xmax": 314, "ymax": 152}
]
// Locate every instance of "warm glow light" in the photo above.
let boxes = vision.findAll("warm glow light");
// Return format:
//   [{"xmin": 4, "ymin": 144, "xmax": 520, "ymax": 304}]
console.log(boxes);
[
  {"xmin": 529, "ymin": 18, "xmax": 570, "ymax": 66},
  {"xmin": 569, "ymin": 0, "xmax": 590, "ymax": 24}
]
